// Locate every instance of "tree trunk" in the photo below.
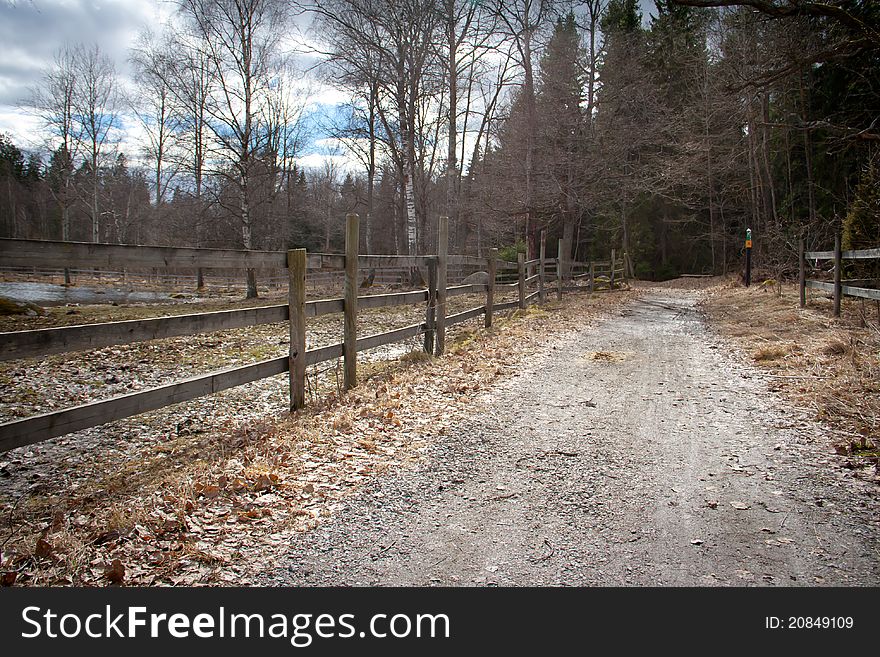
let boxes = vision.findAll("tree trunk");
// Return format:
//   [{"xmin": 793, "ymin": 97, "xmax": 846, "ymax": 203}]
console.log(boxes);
[
  {"xmin": 242, "ymin": 179, "xmax": 258, "ymax": 299},
  {"xmin": 446, "ymin": 4, "xmax": 458, "ymax": 245}
]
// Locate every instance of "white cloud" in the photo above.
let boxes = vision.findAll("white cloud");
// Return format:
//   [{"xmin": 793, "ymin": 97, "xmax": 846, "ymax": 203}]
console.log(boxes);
[
  {"xmin": 0, "ymin": 1, "xmax": 356, "ymax": 171},
  {"xmin": 296, "ymin": 152, "xmax": 361, "ymax": 174}
]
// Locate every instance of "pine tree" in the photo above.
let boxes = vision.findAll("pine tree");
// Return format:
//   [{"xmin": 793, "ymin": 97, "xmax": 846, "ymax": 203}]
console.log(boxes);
[{"xmin": 534, "ymin": 13, "xmax": 586, "ymax": 266}]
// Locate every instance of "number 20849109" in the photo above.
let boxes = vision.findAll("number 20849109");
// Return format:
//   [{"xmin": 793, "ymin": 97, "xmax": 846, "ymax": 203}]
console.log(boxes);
[{"xmin": 765, "ymin": 617, "xmax": 854, "ymax": 630}]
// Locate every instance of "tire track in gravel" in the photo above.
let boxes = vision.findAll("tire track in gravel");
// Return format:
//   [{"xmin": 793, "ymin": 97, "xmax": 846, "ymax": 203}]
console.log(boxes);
[{"xmin": 261, "ymin": 291, "xmax": 880, "ymax": 586}]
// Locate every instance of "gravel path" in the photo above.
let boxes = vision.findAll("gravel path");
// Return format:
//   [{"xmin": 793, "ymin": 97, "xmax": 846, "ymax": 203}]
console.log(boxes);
[{"xmin": 261, "ymin": 291, "xmax": 880, "ymax": 586}]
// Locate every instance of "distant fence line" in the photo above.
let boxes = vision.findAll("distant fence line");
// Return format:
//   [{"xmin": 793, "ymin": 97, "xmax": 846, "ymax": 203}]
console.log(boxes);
[
  {"xmin": 0, "ymin": 264, "xmax": 519, "ymax": 290},
  {"xmin": 799, "ymin": 235, "xmax": 880, "ymax": 316},
  {"xmin": 0, "ymin": 222, "xmax": 626, "ymax": 453}
]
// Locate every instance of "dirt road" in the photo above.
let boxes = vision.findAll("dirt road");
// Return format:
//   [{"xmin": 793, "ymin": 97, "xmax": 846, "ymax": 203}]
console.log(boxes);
[{"xmin": 261, "ymin": 291, "xmax": 879, "ymax": 586}]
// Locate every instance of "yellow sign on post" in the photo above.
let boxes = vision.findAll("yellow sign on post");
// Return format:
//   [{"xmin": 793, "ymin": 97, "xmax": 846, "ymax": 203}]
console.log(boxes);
[{"xmin": 745, "ymin": 239, "xmax": 752, "ymax": 248}]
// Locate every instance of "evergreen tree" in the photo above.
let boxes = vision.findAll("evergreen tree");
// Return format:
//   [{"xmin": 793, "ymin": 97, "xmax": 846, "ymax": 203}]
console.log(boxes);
[{"xmin": 534, "ymin": 13, "xmax": 586, "ymax": 265}]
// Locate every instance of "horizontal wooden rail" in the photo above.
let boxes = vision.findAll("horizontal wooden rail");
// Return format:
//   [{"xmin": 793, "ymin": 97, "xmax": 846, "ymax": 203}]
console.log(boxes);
[
  {"xmin": 524, "ymin": 291, "xmax": 540, "ymax": 305},
  {"xmin": 358, "ymin": 255, "xmax": 435, "ymax": 269},
  {"xmin": 306, "ymin": 343, "xmax": 343, "ymax": 365},
  {"xmin": 308, "ymin": 253, "xmax": 345, "ymax": 269},
  {"xmin": 806, "ymin": 280, "xmax": 880, "ymax": 301},
  {"xmin": 0, "ymin": 305, "xmax": 290, "ymax": 361},
  {"xmin": 308, "ymin": 298, "xmax": 344, "ymax": 316},
  {"xmin": 844, "ymin": 248, "xmax": 880, "ymax": 259},
  {"xmin": 356, "ymin": 322, "xmax": 424, "ymax": 352},
  {"xmin": 0, "ymin": 356, "xmax": 289, "ymax": 452},
  {"xmin": 446, "ymin": 306, "xmax": 486, "ymax": 326},
  {"xmin": 0, "ymin": 238, "xmax": 288, "ymax": 271},
  {"xmin": 0, "ymin": 240, "xmax": 444, "ymax": 273},
  {"xmin": 359, "ymin": 289, "xmax": 428, "ymax": 309},
  {"xmin": 806, "ymin": 248, "xmax": 880, "ymax": 260},
  {"xmin": 523, "ymin": 258, "xmax": 540, "ymax": 267},
  {"xmin": 524, "ymin": 274, "xmax": 540, "ymax": 285}
]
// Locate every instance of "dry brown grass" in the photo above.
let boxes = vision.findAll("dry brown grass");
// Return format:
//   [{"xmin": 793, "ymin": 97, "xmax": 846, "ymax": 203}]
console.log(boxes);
[
  {"xmin": 753, "ymin": 345, "xmax": 790, "ymax": 362},
  {"xmin": 703, "ymin": 282, "xmax": 880, "ymax": 472}
]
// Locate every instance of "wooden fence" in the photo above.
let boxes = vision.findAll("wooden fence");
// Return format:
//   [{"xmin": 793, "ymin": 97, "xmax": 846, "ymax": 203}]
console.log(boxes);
[
  {"xmin": 799, "ymin": 235, "xmax": 880, "ymax": 316},
  {"xmin": 0, "ymin": 217, "xmax": 625, "ymax": 452}
]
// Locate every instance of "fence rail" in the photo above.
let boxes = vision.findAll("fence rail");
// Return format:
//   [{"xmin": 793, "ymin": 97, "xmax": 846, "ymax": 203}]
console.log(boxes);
[
  {"xmin": 0, "ymin": 225, "xmax": 626, "ymax": 452},
  {"xmin": 799, "ymin": 235, "xmax": 880, "ymax": 316}
]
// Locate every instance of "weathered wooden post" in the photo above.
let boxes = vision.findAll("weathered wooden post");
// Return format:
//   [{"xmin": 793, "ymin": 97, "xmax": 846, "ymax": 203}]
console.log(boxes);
[
  {"xmin": 622, "ymin": 252, "xmax": 628, "ymax": 285},
  {"xmin": 610, "ymin": 249, "xmax": 616, "ymax": 291},
  {"xmin": 833, "ymin": 233, "xmax": 842, "ymax": 317},
  {"xmin": 344, "ymin": 213, "xmax": 359, "ymax": 389},
  {"xmin": 745, "ymin": 228, "xmax": 752, "ymax": 287},
  {"xmin": 798, "ymin": 236, "xmax": 806, "ymax": 308},
  {"xmin": 288, "ymin": 248, "xmax": 307, "ymax": 410},
  {"xmin": 424, "ymin": 259, "xmax": 437, "ymax": 354},
  {"xmin": 436, "ymin": 215, "xmax": 449, "ymax": 356},
  {"xmin": 556, "ymin": 240, "xmax": 564, "ymax": 300},
  {"xmin": 518, "ymin": 251, "xmax": 526, "ymax": 309},
  {"xmin": 538, "ymin": 229, "xmax": 546, "ymax": 303},
  {"xmin": 589, "ymin": 261, "xmax": 595, "ymax": 293},
  {"xmin": 486, "ymin": 247, "xmax": 497, "ymax": 328}
]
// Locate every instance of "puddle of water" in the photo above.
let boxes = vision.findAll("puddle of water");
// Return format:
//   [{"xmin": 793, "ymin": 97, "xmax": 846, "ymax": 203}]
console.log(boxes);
[{"xmin": 0, "ymin": 282, "xmax": 174, "ymax": 307}]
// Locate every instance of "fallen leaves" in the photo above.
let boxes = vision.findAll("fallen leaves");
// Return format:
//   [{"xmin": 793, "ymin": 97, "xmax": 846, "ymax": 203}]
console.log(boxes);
[{"xmin": 105, "ymin": 559, "xmax": 125, "ymax": 584}]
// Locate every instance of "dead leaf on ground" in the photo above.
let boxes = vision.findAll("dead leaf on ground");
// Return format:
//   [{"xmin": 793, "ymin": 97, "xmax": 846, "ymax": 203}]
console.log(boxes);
[
  {"xmin": 105, "ymin": 559, "xmax": 125, "ymax": 584},
  {"xmin": 34, "ymin": 538, "xmax": 55, "ymax": 559}
]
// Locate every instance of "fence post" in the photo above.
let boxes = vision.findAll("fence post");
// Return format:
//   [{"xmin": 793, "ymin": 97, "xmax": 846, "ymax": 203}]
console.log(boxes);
[
  {"xmin": 556, "ymin": 240, "xmax": 563, "ymax": 300},
  {"xmin": 288, "ymin": 248, "xmax": 307, "ymax": 411},
  {"xmin": 424, "ymin": 259, "xmax": 437, "ymax": 354},
  {"xmin": 610, "ymin": 249, "xmax": 616, "ymax": 291},
  {"xmin": 344, "ymin": 213, "xmax": 359, "ymax": 389},
  {"xmin": 435, "ymin": 216, "xmax": 449, "ymax": 356},
  {"xmin": 799, "ymin": 237, "xmax": 806, "ymax": 308},
  {"xmin": 622, "ymin": 252, "xmax": 628, "ymax": 286},
  {"xmin": 518, "ymin": 251, "xmax": 526, "ymax": 309},
  {"xmin": 539, "ymin": 229, "xmax": 546, "ymax": 303},
  {"xmin": 589, "ymin": 261, "xmax": 595, "ymax": 293},
  {"xmin": 833, "ymin": 233, "xmax": 842, "ymax": 317},
  {"xmin": 486, "ymin": 247, "xmax": 497, "ymax": 328}
]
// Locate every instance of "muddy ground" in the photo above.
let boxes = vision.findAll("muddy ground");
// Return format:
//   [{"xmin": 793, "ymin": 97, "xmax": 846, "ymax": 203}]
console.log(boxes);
[{"xmin": 260, "ymin": 290, "xmax": 879, "ymax": 586}]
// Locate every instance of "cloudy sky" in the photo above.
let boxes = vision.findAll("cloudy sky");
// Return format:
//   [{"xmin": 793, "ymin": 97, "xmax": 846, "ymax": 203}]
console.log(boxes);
[
  {"xmin": 0, "ymin": 0, "xmax": 347, "ymax": 167},
  {"xmin": 1, "ymin": 0, "xmax": 660, "ymax": 168},
  {"xmin": 0, "ymin": 1, "xmax": 175, "ymax": 146}
]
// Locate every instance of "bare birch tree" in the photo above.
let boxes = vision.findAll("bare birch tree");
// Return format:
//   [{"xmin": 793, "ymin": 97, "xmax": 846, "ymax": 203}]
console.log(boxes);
[
  {"xmin": 177, "ymin": 0, "xmax": 287, "ymax": 297},
  {"xmin": 131, "ymin": 30, "xmax": 181, "ymax": 209},
  {"xmin": 69, "ymin": 44, "xmax": 119, "ymax": 244}
]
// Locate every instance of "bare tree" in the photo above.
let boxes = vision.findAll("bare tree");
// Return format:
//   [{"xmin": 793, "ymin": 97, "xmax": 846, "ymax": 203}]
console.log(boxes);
[
  {"xmin": 163, "ymin": 25, "xmax": 217, "ymax": 252},
  {"xmin": 307, "ymin": 0, "xmax": 440, "ymax": 255},
  {"xmin": 491, "ymin": 0, "xmax": 556, "ymax": 258},
  {"xmin": 437, "ymin": 0, "xmax": 496, "ymax": 242},
  {"xmin": 177, "ymin": 0, "xmax": 287, "ymax": 298},
  {"xmin": 69, "ymin": 44, "xmax": 119, "ymax": 244},
  {"xmin": 131, "ymin": 30, "xmax": 181, "ymax": 209},
  {"xmin": 30, "ymin": 44, "xmax": 81, "ymax": 272}
]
